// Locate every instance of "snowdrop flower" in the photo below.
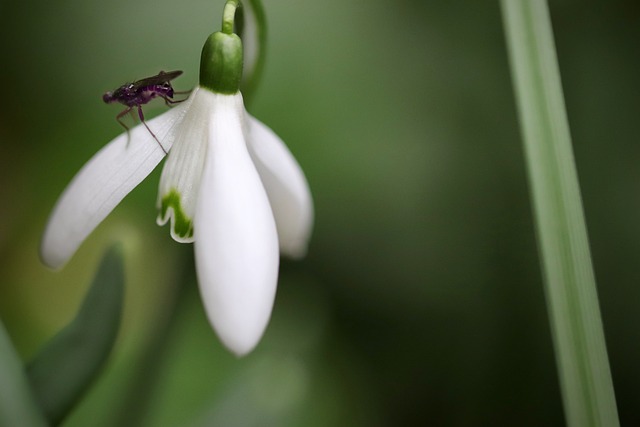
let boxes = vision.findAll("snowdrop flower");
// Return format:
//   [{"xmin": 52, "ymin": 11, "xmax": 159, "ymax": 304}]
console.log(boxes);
[{"xmin": 40, "ymin": 1, "xmax": 313, "ymax": 356}]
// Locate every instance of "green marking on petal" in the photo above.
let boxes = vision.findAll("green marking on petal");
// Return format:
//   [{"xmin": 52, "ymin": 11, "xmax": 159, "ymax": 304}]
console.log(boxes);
[{"xmin": 160, "ymin": 189, "xmax": 194, "ymax": 240}]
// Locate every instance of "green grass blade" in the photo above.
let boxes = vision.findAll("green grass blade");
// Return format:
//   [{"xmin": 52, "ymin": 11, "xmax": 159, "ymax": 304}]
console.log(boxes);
[
  {"xmin": 27, "ymin": 244, "xmax": 125, "ymax": 425},
  {"xmin": 0, "ymin": 321, "xmax": 48, "ymax": 427},
  {"xmin": 500, "ymin": 1, "xmax": 619, "ymax": 426}
]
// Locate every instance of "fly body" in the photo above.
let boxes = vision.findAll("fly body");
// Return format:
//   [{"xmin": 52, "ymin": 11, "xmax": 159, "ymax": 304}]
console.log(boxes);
[{"xmin": 103, "ymin": 70, "xmax": 188, "ymax": 153}]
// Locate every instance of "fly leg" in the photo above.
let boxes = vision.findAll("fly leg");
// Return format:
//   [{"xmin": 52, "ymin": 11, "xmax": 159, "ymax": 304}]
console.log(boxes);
[
  {"xmin": 116, "ymin": 107, "xmax": 133, "ymax": 147},
  {"xmin": 173, "ymin": 89, "xmax": 193, "ymax": 103},
  {"xmin": 163, "ymin": 89, "xmax": 192, "ymax": 107},
  {"xmin": 137, "ymin": 106, "xmax": 167, "ymax": 154},
  {"xmin": 162, "ymin": 95, "xmax": 186, "ymax": 107}
]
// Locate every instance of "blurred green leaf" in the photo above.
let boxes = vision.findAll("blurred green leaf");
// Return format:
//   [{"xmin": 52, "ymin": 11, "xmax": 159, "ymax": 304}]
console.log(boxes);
[
  {"xmin": 501, "ymin": 1, "xmax": 619, "ymax": 426},
  {"xmin": 0, "ymin": 320, "xmax": 48, "ymax": 427},
  {"xmin": 27, "ymin": 244, "xmax": 125, "ymax": 425}
]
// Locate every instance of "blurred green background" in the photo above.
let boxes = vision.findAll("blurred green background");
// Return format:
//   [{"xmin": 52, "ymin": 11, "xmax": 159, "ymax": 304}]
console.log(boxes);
[{"xmin": 1, "ymin": 0, "xmax": 639, "ymax": 425}]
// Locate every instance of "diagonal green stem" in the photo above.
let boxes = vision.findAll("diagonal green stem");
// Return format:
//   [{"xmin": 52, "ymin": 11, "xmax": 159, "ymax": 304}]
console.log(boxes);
[{"xmin": 500, "ymin": 1, "xmax": 619, "ymax": 426}]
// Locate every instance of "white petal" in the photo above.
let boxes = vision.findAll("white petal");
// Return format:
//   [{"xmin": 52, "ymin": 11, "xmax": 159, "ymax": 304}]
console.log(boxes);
[
  {"xmin": 157, "ymin": 88, "xmax": 214, "ymax": 243},
  {"xmin": 40, "ymin": 102, "xmax": 191, "ymax": 269},
  {"xmin": 246, "ymin": 115, "xmax": 314, "ymax": 258},
  {"xmin": 194, "ymin": 94, "xmax": 279, "ymax": 357}
]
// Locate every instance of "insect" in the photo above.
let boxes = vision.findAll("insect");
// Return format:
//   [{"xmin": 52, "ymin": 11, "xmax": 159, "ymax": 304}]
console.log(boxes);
[{"xmin": 103, "ymin": 70, "xmax": 188, "ymax": 153}]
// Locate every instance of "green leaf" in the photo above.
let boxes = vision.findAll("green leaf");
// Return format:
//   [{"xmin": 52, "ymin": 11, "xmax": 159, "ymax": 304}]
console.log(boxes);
[
  {"xmin": 0, "ymin": 320, "xmax": 48, "ymax": 427},
  {"xmin": 501, "ymin": 1, "xmax": 619, "ymax": 426},
  {"xmin": 27, "ymin": 244, "xmax": 125, "ymax": 425}
]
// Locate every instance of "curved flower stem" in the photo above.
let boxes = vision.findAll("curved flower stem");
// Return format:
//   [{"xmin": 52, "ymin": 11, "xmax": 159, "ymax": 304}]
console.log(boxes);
[
  {"xmin": 501, "ymin": 1, "xmax": 619, "ymax": 426},
  {"xmin": 218, "ymin": 0, "xmax": 268, "ymax": 104},
  {"xmin": 237, "ymin": 0, "xmax": 267, "ymax": 104},
  {"xmin": 222, "ymin": 0, "xmax": 241, "ymax": 35}
]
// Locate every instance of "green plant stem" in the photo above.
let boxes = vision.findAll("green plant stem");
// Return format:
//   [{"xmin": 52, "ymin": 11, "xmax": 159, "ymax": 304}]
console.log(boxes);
[
  {"xmin": 500, "ymin": 1, "xmax": 619, "ymax": 426},
  {"xmin": 237, "ymin": 0, "xmax": 267, "ymax": 104},
  {"xmin": 222, "ymin": 0, "xmax": 240, "ymax": 35}
]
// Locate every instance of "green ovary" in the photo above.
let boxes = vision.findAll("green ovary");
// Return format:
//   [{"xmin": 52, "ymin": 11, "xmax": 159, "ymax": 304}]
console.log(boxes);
[{"xmin": 160, "ymin": 190, "xmax": 194, "ymax": 240}]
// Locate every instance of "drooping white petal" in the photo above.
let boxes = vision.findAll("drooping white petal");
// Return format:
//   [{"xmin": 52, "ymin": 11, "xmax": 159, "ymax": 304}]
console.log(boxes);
[
  {"xmin": 194, "ymin": 93, "xmax": 279, "ymax": 357},
  {"xmin": 245, "ymin": 115, "xmax": 314, "ymax": 258},
  {"xmin": 157, "ymin": 87, "xmax": 214, "ymax": 243},
  {"xmin": 40, "ymin": 101, "xmax": 191, "ymax": 269}
]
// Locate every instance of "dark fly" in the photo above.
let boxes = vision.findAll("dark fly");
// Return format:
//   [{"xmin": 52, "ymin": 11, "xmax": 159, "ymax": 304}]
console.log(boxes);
[{"xmin": 103, "ymin": 70, "xmax": 188, "ymax": 153}]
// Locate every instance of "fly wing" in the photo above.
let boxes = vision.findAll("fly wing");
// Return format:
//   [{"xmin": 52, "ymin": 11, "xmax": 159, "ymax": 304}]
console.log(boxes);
[{"xmin": 132, "ymin": 70, "xmax": 183, "ymax": 89}]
